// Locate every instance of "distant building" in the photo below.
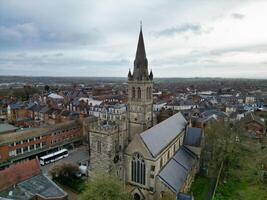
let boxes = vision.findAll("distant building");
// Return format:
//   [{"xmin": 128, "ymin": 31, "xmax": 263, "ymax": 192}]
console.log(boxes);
[
  {"xmin": 245, "ymin": 96, "xmax": 255, "ymax": 104},
  {"xmin": 242, "ymin": 113, "xmax": 266, "ymax": 138}
]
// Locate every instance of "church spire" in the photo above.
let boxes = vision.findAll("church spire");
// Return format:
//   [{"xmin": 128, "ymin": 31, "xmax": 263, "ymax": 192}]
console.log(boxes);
[{"xmin": 133, "ymin": 23, "xmax": 149, "ymax": 81}]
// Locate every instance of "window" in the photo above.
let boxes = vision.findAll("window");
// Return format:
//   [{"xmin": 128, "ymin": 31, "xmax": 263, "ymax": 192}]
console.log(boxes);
[
  {"xmin": 16, "ymin": 141, "xmax": 21, "ymax": 146},
  {"xmin": 151, "ymin": 165, "xmax": 155, "ymax": 171},
  {"xmin": 132, "ymin": 87, "xmax": 136, "ymax": 99},
  {"xmin": 97, "ymin": 141, "xmax": 101, "ymax": 153},
  {"xmin": 29, "ymin": 138, "xmax": 34, "ymax": 142},
  {"xmin": 137, "ymin": 87, "xmax": 141, "ymax": 99},
  {"xmin": 167, "ymin": 151, "xmax": 170, "ymax": 160},
  {"xmin": 35, "ymin": 136, "xmax": 40, "ymax": 140},
  {"xmin": 16, "ymin": 148, "xmax": 22, "ymax": 155},
  {"xmin": 36, "ymin": 143, "xmax": 40, "ymax": 149},
  {"xmin": 23, "ymin": 139, "xmax": 28, "ymax": 144},
  {"xmin": 160, "ymin": 158, "xmax": 163, "ymax": 168},
  {"xmin": 131, "ymin": 153, "xmax": 146, "ymax": 185},
  {"xmin": 23, "ymin": 146, "xmax": 28, "ymax": 153},
  {"xmin": 30, "ymin": 145, "xmax": 34, "ymax": 150}
]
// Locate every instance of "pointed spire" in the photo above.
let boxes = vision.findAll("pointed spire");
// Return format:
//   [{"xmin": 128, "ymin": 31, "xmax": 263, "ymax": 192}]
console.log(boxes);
[
  {"xmin": 149, "ymin": 69, "xmax": 153, "ymax": 80},
  {"xmin": 133, "ymin": 22, "xmax": 149, "ymax": 80},
  {"xmin": 128, "ymin": 68, "xmax": 132, "ymax": 80},
  {"xmin": 135, "ymin": 23, "xmax": 146, "ymax": 63}
]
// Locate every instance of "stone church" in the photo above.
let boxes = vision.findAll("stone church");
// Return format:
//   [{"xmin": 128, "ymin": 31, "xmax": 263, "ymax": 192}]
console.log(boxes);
[{"xmin": 87, "ymin": 25, "xmax": 203, "ymax": 200}]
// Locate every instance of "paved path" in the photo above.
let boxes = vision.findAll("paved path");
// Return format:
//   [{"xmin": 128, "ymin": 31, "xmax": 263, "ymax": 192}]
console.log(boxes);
[{"xmin": 41, "ymin": 145, "xmax": 89, "ymax": 176}]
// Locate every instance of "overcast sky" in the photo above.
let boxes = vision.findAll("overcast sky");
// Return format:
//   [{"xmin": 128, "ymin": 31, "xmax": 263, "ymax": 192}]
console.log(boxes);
[{"xmin": 0, "ymin": 0, "xmax": 267, "ymax": 78}]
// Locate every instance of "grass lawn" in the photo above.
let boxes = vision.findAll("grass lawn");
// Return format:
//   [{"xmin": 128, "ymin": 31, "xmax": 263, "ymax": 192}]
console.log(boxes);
[
  {"xmin": 214, "ymin": 136, "xmax": 267, "ymax": 200},
  {"xmin": 190, "ymin": 175, "xmax": 211, "ymax": 200}
]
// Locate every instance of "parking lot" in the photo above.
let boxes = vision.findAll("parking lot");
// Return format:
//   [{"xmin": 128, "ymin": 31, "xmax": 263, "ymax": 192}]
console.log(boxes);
[{"xmin": 41, "ymin": 145, "xmax": 89, "ymax": 176}]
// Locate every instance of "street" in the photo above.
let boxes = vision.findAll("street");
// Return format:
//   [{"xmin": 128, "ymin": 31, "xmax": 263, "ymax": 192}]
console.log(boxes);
[{"xmin": 41, "ymin": 145, "xmax": 89, "ymax": 177}]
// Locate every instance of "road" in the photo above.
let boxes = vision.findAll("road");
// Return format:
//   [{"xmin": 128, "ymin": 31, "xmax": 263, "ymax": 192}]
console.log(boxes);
[{"xmin": 41, "ymin": 145, "xmax": 89, "ymax": 177}]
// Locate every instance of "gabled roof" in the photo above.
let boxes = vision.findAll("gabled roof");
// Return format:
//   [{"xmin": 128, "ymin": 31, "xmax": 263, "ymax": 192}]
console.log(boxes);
[
  {"xmin": 39, "ymin": 106, "xmax": 50, "ymax": 113},
  {"xmin": 158, "ymin": 147, "xmax": 197, "ymax": 193},
  {"xmin": 201, "ymin": 109, "xmax": 228, "ymax": 119},
  {"xmin": 9, "ymin": 102, "xmax": 25, "ymax": 110},
  {"xmin": 140, "ymin": 112, "xmax": 187, "ymax": 157},
  {"xmin": 244, "ymin": 112, "xmax": 265, "ymax": 127},
  {"xmin": 17, "ymin": 175, "xmax": 67, "ymax": 199},
  {"xmin": 0, "ymin": 159, "xmax": 41, "ymax": 192},
  {"xmin": 184, "ymin": 127, "xmax": 202, "ymax": 147},
  {"xmin": 0, "ymin": 124, "xmax": 18, "ymax": 134},
  {"xmin": 26, "ymin": 102, "xmax": 37, "ymax": 110}
]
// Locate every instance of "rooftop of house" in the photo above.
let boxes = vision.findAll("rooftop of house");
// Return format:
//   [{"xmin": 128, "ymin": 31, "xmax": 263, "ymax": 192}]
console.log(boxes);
[
  {"xmin": 8, "ymin": 102, "xmax": 26, "ymax": 110},
  {"xmin": 244, "ymin": 112, "xmax": 265, "ymax": 127},
  {"xmin": 0, "ymin": 124, "xmax": 19, "ymax": 134},
  {"xmin": 0, "ymin": 159, "xmax": 67, "ymax": 200},
  {"xmin": 0, "ymin": 120, "xmax": 80, "ymax": 145},
  {"xmin": 0, "ymin": 158, "xmax": 41, "ymax": 192}
]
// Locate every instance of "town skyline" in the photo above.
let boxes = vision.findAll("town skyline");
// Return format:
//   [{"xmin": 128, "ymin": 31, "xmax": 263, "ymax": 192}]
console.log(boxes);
[{"xmin": 1, "ymin": 0, "xmax": 267, "ymax": 78}]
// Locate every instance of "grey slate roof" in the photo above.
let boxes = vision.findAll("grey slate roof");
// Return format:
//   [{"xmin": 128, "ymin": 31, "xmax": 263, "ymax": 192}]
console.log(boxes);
[
  {"xmin": 177, "ymin": 193, "xmax": 193, "ymax": 200},
  {"xmin": 184, "ymin": 127, "xmax": 202, "ymax": 147},
  {"xmin": 0, "ymin": 124, "xmax": 18, "ymax": 134},
  {"xmin": 18, "ymin": 175, "xmax": 66, "ymax": 199},
  {"xmin": 9, "ymin": 102, "xmax": 25, "ymax": 110},
  {"xmin": 201, "ymin": 109, "xmax": 228, "ymax": 119},
  {"xmin": 39, "ymin": 106, "xmax": 50, "ymax": 113},
  {"xmin": 158, "ymin": 147, "xmax": 197, "ymax": 193},
  {"xmin": 0, "ymin": 175, "xmax": 67, "ymax": 200},
  {"xmin": 140, "ymin": 112, "xmax": 187, "ymax": 157}
]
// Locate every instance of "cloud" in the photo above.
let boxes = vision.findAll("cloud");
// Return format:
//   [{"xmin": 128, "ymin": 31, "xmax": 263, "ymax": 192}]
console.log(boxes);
[
  {"xmin": 209, "ymin": 44, "xmax": 267, "ymax": 55},
  {"xmin": 0, "ymin": 22, "xmax": 102, "ymax": 50},
  {"xmin": 154, "ymin": 24, "xmax": 204, "ymax": 37},
  {"xmin": 0, "ymin": 0, "xmax": 266, "ymax": 78},
  {"xmin": 231, "ymin": 13, "xmax": 245, "ymax": 20},
  {"xmin": 0, "ymin": 23, "xmax": 39, "ymax": 42}
]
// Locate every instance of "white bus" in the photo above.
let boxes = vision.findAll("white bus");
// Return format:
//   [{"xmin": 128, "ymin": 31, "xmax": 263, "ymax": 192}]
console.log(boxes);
[{"xmin": 39, "ymin": 149, "xmax": 69, "ymax": 166}]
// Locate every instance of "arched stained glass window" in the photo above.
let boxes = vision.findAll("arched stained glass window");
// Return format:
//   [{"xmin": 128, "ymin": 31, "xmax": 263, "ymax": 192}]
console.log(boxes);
[{"xmin": 131, "ymin": 153, "xmax": 146, "ymax": 185}]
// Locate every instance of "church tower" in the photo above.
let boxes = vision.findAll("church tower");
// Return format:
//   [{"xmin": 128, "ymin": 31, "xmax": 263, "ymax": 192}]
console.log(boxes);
[{"xmin": 128, "ymin": 24, "xmax": 153, "ymax": 140}]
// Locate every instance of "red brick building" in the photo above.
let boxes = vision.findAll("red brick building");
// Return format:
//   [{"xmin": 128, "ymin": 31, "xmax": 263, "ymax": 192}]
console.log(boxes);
[
  {"xmin": 244, "ymin": 113, "xmax": 266, "ymax": 138},
  {"xmin": 0, "ymin": 159, "xmax": 68, "ymax": 199},
  {"xmin": 0, "ymin": 120, "xmax": 83, "ymax": 168}
]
